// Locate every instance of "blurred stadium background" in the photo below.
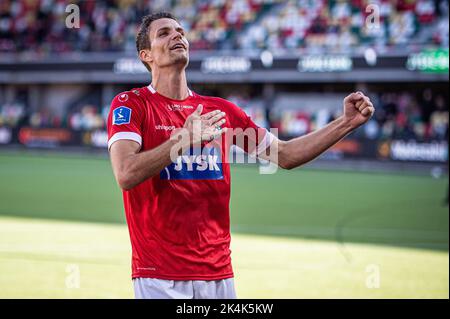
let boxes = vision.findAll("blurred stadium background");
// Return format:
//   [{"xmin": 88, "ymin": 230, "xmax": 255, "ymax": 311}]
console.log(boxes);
[{"xmin": 0, "ymin": 0, "xmax": 448, "ymax": 298}]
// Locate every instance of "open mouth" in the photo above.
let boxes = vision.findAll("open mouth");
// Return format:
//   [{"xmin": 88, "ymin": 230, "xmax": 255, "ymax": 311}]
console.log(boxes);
[{"xmin": 170, "ymin": 43, "xmax": 186, "ymax": 50}]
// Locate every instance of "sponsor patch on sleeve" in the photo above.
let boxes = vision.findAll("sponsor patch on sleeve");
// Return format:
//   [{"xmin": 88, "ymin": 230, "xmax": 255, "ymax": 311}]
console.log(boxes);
[{"xmin": 112, "ymin": 106, "xmax": 132, "ymax": 125}]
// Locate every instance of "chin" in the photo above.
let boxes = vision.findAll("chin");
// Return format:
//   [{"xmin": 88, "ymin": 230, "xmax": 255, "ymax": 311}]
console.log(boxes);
[{"xmin": 173, "ymin": 55, "xmax": 189, "ymax": 67}]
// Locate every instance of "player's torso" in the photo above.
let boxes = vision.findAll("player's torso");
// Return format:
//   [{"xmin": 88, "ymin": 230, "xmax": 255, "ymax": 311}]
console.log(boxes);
[
  {"xmin": 121, "ymin": 87, "xmax": 234, "ymax": 261},
  {"xmin": 136, "ymin": 86, "xmax": 230, "ymax": 183}
]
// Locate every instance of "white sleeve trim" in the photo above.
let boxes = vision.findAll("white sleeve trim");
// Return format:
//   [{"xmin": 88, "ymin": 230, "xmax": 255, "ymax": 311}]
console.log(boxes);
[
  {"xmin": 108, "ymin": 132, "xmax": 142, "ymax": 151},
  {"xmin": 249, "ymin": 129, "xmax": 276, "ymax": 157}
]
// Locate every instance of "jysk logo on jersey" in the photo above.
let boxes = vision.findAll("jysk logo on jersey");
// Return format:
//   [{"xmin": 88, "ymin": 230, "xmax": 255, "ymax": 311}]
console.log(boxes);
[
  {"xmin": 160, "ymin": 147, "xmax": 223, "ymax": 180},
  {"xmin": 112, "ymin": 106, "xmax": 132, "ymax": 125}
]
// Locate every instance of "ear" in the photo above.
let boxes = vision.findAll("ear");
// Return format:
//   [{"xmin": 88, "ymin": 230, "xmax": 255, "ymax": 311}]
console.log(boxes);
[{"xmin": 139, "ymin": 49, "xmax": 153, "ymax": 66}]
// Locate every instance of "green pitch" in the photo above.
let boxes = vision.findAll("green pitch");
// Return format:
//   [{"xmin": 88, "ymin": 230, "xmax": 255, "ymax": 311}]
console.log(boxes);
[{"xmin": 0, "ymin": 152, "xmax": 448, "ymax": 298}]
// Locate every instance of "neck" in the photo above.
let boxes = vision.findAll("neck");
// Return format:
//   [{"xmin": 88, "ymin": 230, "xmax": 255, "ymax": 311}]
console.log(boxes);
[{"xmin": 150, "ymin": 67, "xmax": 189, "ymax": 100}]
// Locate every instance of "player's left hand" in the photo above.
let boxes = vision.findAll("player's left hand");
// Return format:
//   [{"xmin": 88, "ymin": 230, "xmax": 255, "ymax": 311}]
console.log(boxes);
[{"xmin": 343, "ymin": 91, "xmax": 375, "ymax": 129}]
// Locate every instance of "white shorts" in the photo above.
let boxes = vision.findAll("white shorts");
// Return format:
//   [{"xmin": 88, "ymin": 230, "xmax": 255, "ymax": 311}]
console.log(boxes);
[{"xmin": 133, "ymin": 277, "xmax": 237, "ymax": 299}]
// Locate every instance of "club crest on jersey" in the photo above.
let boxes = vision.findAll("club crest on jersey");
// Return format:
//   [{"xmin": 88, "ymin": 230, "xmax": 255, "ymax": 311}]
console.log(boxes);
[
  {"xmin": 118, "ymin": 93, "xmax": 129, "ymax": 102},
  {"xmin": 160, "ymin": 147, "xmax": 223, "ymax": 180},
  {"xmin": 112, "ymin": 106, "xmax": 132, "ymax": 125}
]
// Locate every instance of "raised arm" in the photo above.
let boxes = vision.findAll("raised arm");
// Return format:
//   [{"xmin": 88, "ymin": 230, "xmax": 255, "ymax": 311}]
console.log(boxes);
[{"xmin": 262, "ymin": 92, "xmax": 375, "ymax": 170}]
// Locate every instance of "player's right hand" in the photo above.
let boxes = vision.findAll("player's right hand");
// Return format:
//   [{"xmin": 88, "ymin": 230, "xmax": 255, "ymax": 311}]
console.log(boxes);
[
  {"xmin": 183, "ymin": 104, "xmax": 227, "ymax": 145},
  {"xmin": 342, "ymin": 91, "xmax": 375, "ymax": 129}
]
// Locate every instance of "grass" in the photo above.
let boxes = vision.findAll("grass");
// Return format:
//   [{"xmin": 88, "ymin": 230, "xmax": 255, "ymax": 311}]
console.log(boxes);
[
  {"xmin": 0, "ymin": 152, "xmax": 448, "ymax": 298},
  {"xmin": 0, "ymin": 216, "xmax": 447, "ymax": 298}
]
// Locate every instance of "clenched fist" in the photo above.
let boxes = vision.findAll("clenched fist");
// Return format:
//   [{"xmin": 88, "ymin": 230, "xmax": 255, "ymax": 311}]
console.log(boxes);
[{"xmin": 343, "ymin": 92, "xmax": 375, "ymax": 129}]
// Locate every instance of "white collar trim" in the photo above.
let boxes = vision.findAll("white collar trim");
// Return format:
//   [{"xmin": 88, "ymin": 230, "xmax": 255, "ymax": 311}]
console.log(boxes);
[
  {"xmin": 147, "ymin": 84, "xmax": 193, "ymax": 97},
  {"xmin": 147, "ymin": 84, "xmax": 156, "ymax": 93}
]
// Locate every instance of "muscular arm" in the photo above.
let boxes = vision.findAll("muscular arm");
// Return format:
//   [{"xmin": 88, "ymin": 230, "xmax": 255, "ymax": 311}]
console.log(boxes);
[
  {"xmin": 261, "ymin": 92, "xmax": 375, "ymax": 170},
  {"xmin": 276, "ymin": 115, "xmax": 353, "ymax": 169},
  {"xmin": 110, "ymin": 138, "xmax": 180, "ymax": 190}
]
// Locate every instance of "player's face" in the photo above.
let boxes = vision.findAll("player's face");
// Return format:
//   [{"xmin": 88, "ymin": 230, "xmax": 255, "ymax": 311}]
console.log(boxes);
[{"xmin": 148, "ymin": 18, "xmax": 189, "ymax": 70}]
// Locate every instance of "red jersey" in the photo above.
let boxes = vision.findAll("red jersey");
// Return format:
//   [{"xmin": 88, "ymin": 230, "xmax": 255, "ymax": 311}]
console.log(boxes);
[{"xmin": 107, "ymin": 84, "xmax": 273, "ymax": 280}]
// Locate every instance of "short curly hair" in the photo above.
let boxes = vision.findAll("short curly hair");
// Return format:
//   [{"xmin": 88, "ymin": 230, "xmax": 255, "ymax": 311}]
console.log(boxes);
[{"xmin": 136, "ymin": 12, "xmax": 178, "ymax": 72}]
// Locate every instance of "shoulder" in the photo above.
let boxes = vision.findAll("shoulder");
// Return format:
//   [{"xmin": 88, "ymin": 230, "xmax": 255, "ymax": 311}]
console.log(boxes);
[
  {"xmin": 109, "ymin": 88, "xmax": 152, "ymax": 120},
  {"xmin": 108, "ymin": 88, "xmax": 150, "ymax": 126},
  {"xmin": 111, "ymin": 87, "xmax": 147, "ymax": 107}
]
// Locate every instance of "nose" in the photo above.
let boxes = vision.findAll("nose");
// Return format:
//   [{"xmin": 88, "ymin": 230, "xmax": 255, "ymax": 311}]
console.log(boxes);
[{"xmin": 172, "ymin": 31, "xmax": 183, "ymax": 41}]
